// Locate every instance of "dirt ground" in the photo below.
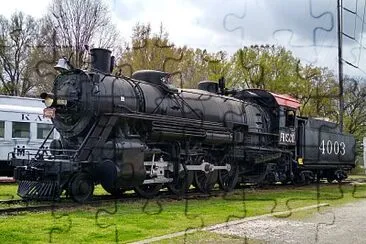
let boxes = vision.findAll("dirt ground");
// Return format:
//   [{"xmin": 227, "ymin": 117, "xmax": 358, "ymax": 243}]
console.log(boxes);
[{"xmin": 211, "ymin": 199, "xmax": 366, "ymax": 243}]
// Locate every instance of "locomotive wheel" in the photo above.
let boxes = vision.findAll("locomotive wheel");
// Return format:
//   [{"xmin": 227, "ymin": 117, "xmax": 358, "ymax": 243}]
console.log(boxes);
[
  {"xmin": 218, "ymin": 162, "xmax": 239, "ymax": 192},
  {"xmin": 193, "ymin": 170, "xmax": 218, "ymax": 193},
  {"xmin": 292, "ymin": 173, "xmax": 306, "ymax": 186},
  {"xmin": 104, "ymin": 187, "xmax": 126, "ymax": 197},
  {"xmin": 69, "ymin": 173, "xmax": 94, "ymax": 203},
  {"xmin": 134, "ymin": 184, "xmax": 163, "ymax": 198},
  {"xmin": 167, "ymin": 170, "xmax": 194, "ymax": 196},
  {"xmin": 327, "ymin": 177, "xmax": 334, "ymax": 183}
]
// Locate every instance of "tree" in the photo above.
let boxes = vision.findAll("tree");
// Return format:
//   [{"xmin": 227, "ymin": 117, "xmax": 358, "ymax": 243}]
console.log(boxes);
[
  {"xmin": 169, "ymin": 47, "xmax": 229, "ymax": 88},
  {"xmin": 119, "ymin": 23, "xmax": 229, "ymax": 88},
  {"xmin": 225, "ymin": 45, "xmax": 342, "ymax": 120},
  {"xmin": 294, "ymin": 65, "xmax": 338, "ymax": 118},
  {"xmin": 0, "ymin": 12, "xmax": 39, "ymax": 96},
  {"xmin": 343, "ymin": 76, "xmax": 366, "ymax": 139},
  {"xmin": 44, "ymin": 0, "xmax": 120, "ymax": 68},
  {"xmin": 119, "ymin": 23, "xmax": 181, "ymax": 73},
  {"xmin": 23, "ymin": 0, "xmax": 121, "ymax": 94},
  {"xmin": 226, "ymin": 45, "xmax": 301, "ymax": 91},
  {"xmin": 119, "ymin": 23, "xmax": 190, "ymax": 87}
]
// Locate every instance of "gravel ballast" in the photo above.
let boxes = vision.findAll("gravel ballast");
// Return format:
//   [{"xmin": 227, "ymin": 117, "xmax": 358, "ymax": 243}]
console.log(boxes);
[{"xmin": 212, "ymin": 200, "xmax": 366, "ymax": 243}]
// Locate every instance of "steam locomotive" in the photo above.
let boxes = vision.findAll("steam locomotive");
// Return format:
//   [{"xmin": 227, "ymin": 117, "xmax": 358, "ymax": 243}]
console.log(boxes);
[{"xmin": 11, "ymin": 48, "xmax": 356, "ymax": 202}]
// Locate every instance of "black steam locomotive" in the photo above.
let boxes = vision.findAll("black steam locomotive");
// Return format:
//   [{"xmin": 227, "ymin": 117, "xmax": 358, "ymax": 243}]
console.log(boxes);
[{"xmin": 11, "ymin": 48, "xmax": 356, "ymax": 202}]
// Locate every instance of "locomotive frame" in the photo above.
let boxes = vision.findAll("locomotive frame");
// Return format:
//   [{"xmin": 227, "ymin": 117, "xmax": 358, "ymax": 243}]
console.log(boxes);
[{"xmin": 11, "ymin": 48, "xmax": 356, "ymax": 202}]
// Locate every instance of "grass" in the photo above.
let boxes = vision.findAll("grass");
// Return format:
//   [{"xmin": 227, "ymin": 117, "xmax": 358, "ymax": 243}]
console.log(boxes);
[
  {"xmin": 157, "ymin": 231, "xmax": 263, "ymax": 244},
  {"xmin": 0, "ymin": 184, "xmax": 20, "ymax": 200},
  {"xmin": 0, "ymin": 182, "xmax": 365, "ymax": 243}
]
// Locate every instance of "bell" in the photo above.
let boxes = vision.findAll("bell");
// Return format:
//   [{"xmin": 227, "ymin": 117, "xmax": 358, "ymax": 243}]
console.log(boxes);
[{"xmin": 54, "ymin": 58, "xmax": 71, "ymax": 73}]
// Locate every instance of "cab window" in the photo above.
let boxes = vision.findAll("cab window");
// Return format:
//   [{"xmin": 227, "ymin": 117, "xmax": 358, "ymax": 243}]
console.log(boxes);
[
  {"xmin": 285, "ymin": 110, "xmax": 295, "ymax": 127},
  {"xmin": 12, "ymin": 122, "xmax": 30, "ymax": 138}
]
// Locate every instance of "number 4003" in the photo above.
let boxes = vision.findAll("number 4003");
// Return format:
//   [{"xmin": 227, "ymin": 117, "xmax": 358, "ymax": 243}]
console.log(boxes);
[{"xmin": 319, "ymin": 140, "xmax": 346, "ymax": 155}]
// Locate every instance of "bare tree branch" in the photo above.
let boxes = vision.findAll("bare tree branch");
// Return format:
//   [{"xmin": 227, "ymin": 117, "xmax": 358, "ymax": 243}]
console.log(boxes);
[
  {"xmin": 0, "ymin": 12, "xmax": 38, "ymax": 96},
  {"xmin": 45, "ymin": 0, "xmax": 121, "ymax": 68}
]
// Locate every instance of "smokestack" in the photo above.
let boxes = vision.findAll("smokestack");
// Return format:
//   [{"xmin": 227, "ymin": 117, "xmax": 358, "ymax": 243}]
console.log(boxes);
[{"xmin": 90, "ymin": 48, "xmax": 112, "ymax": 74}]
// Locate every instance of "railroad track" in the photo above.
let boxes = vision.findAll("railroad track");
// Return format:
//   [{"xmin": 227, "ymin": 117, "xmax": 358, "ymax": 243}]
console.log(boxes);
[
  {"xmin": 0, "ymin": 189, "xmax": 239, "ymax": 215},
  {"xmin": 0, "ymin": 199, "xmax": 25, "ymax": 205},
  {"xmin": 0, "ymin": 197, "xmax": 119, "ymax": 215},
  {"xmin": 0, "ymin": 179, "xmax": 362, "ymax": 215}
]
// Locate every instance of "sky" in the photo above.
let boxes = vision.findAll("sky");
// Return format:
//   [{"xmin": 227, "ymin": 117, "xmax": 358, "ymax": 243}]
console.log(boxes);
[{"xmin": 1, "ymin": 0, "xmax": 365, "ymax": 77}]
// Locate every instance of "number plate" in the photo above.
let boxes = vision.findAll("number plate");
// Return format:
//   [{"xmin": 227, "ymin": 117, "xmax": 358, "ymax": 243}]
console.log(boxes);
[{"xmin": 43, "ymin": 108, "xmax": 56, "ymax": 119}]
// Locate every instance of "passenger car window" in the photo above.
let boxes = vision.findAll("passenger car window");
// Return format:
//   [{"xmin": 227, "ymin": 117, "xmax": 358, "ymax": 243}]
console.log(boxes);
[
  {"xmin": 0, "ymin": 121, "xmax": 4, "ymax": 138},
  {"xmin": 37, "ymin": 124, "xmax": 53, "ymax": 139},
  {"xmin": 12, "ymin": 122, "xmax": 30, "ymax": 138}
]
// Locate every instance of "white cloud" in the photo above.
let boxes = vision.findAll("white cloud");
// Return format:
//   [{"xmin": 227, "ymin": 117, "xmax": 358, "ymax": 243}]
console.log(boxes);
[
  {"xmin": 0, "ymin": 0, "xmax": 50, "ymax": 18},
  {"xmin": 110, "ymin": 0, "xmax": 203, "ymax": 45}
]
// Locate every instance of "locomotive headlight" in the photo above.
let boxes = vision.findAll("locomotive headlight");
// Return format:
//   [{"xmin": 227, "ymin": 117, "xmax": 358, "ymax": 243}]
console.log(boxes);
[
  {"xmin": 40, "ymin": 92, "xmax": 55, "ymax": 108},
  {"xmin": 44, "ymin": 97, "xmax": 54, "ymax": 107}
]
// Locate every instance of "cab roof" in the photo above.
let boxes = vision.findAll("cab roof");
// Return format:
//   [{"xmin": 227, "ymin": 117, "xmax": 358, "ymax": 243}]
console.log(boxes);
[
  {"xmin": 234, "ymin": 89, "xmax": 301, "ymax": 110},
  {"xmin": 269, "ymin": 92, "xmax": 301, "ymax": 110}
]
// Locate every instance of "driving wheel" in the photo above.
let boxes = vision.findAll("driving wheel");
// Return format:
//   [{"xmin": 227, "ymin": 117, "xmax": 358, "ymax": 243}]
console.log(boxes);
[
  {"xmin": 134, "ymin": 184, "xmax": 163, "ymax": 198},
  {"xmin": 193, "ymin": 170, "xmax": 218, "ymax": 194},
  {"xmin": 69, "ymin": 172, "xmax": 94, "ymax": 203},
  {"xmin": 167, "ymin": 166, "xmax": 194, "ymax": 195},
  {"xmin": 218, "ymin": 160, "xmax": 239, "ymax": 192}
]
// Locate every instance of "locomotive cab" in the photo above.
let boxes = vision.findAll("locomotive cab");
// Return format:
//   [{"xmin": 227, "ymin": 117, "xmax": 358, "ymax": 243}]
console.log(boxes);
[
  {"xmin": 278, "ymin": 108, "xmax": 297, "ymax": 146},
  {"xmin": 269, "ymin": 93, "xmax": 300, "ymax": 147}
]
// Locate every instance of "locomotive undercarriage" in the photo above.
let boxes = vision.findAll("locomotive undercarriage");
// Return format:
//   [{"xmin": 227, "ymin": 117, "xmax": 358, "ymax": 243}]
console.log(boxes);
[{"xmin": 12, "ymin": 146, "xmax": 234, "ymax": 201}]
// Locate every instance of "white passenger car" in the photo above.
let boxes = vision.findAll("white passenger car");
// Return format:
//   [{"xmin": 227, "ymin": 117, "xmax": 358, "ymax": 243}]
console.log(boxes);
[{"xmin": 0, "ymin": 95, "xmax": 59, "ymax": 176}]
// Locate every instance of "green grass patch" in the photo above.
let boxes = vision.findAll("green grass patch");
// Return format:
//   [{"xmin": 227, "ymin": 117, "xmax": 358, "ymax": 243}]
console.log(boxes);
[
  {"xmin": 0, "ymin": 183, "xmax": 365, "ymax": 243},
  {"xmin": 0, "ymin": 184, "xmax": 20, "ymax": 200}
]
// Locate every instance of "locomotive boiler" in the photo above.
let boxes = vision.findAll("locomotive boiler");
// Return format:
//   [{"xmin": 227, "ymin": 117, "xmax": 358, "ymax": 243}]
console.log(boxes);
[{"xmin": 11, "ymin": 48, "xmax": 356, "ymax": 202}]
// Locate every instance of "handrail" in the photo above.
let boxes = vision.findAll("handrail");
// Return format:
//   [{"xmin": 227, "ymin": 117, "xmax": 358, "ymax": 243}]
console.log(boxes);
[{"xmin": 35, "ymin": 126, "xmax": 55, "ymax": 159}]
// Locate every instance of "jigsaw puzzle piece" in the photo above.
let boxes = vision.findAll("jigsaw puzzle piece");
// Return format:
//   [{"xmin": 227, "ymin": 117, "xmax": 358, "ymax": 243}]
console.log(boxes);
[
  {"xmin": 313, "ymin": 209, "xmax": 336, "ymax": 243},
  {"xmin": 95, "ymin": 200, "xmax": 119, "ymax": 243},
  {"xmin": 182, "ymin": 197, "xmax": 208, "ymax": 243},
  {"xmin": 273, "ymin": 0, "xmax": 334, "ymax": 65},
  {"xmin": 0, "ymin": 193, "xmax": 16, "ymax": 201},
  {"xmin": 340, "ymin": 0, "xmax": 366, "ymax": 72},
  {"xmin": 221, "ymin": 187, "xmax": 278, "ymax": 224},
  {"xmin": 208, "ymin": 183, "xmax": 341, "ymax": 243},
  {"xmin": 142, "ymin": 198, "xmax": 163, "ymax": 215},
  {"xmin": 223, "ymin": 0, "xmax": 334, "ymax": 65},
  {"xmin": 48, "ymin": 207, "xmax": 72, "ymax": 243},
  {"xmin": 352, "ymin": 182, "xmax": 366, "ymax": 199},
  {"xmin": 223, "ymin": 0, "xmax": 247, "ymax": 41}
]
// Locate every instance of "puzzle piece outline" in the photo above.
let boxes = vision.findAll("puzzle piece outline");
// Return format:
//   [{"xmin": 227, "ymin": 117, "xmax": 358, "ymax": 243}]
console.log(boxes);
[{"xmin": 1, "ymin": 2, "xmax": 357, "ymax": 242}]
